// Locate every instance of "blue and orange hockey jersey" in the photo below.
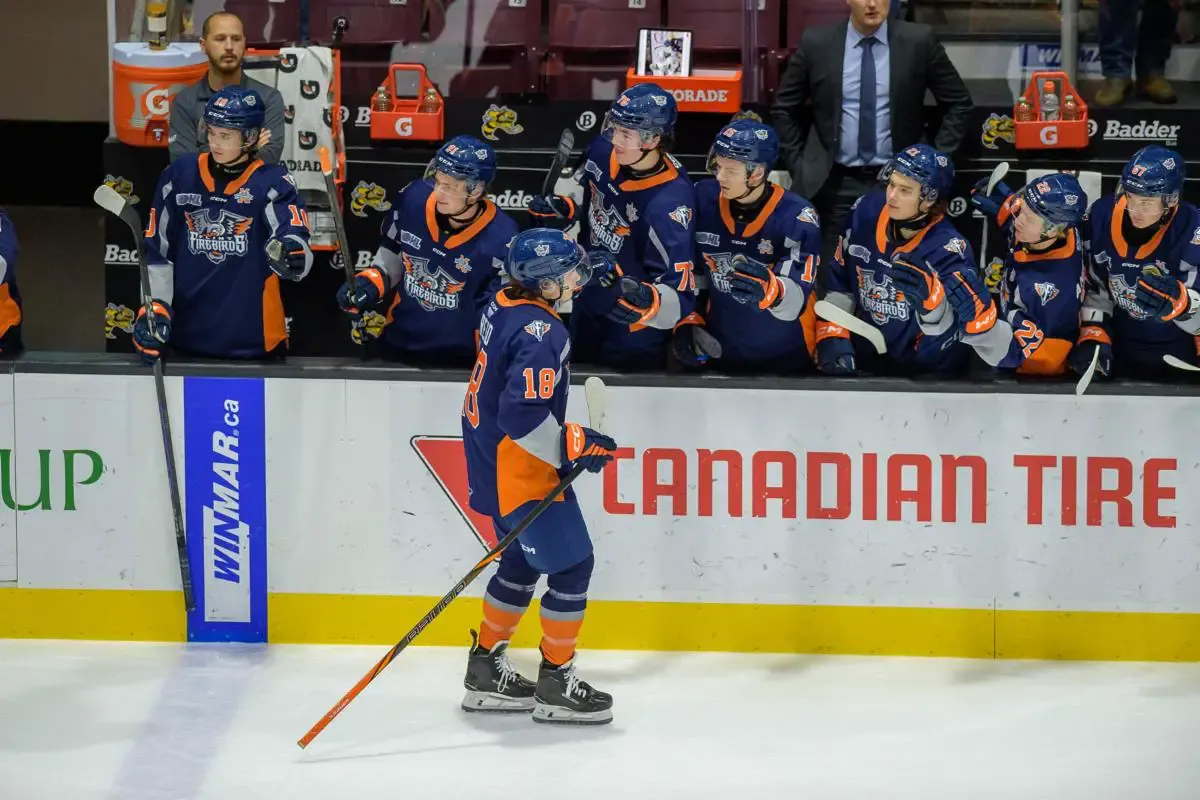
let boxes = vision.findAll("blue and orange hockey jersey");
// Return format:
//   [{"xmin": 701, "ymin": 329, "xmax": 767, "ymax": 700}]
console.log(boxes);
[
  {"xmin": 0, "ymin": 210, "xmax": 23, "ymax": 353},
  {"xmin": 570, "ymin": 137, "xmax": 698, "ymax": 367},
  {"xmin": 1085, "ymin": 194, "xmax": 1200, "ymax": 365},
  {"xmin": 824, "ymin": 189, "xmax": 975, "ymax": 373},
  {"xmin": 692, "ymin": 178, "xmax": 820, "ymax": 367},
  {"xmin": 964, "ymin": 195, "xmax": 1085, "ymax": 375},
  {"xmin": 371, "ymin": 180, "xmax": 518, "ymax": 363},
  {"xmin": 463, "ymin": 290, "xmax": 575, "ymax": 519},
  {"xmin": 144, "ymin": 153, "xmax": 312, "ymax": 358}
]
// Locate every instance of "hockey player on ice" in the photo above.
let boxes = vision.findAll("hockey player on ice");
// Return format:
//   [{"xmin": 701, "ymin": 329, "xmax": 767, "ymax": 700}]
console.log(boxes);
[
  {"xmin": 336, "ymin": 135, "xmax": 518, "ymax": 367},
  {"xmin": 0, "ymin": 208, "xmax": 24, "ymax": 356},
  {"xmin": 459, "ymin": 228, "xmax": 617, "ymax": 725},
  {"xmin": 1075, "ymin": 145, "xmax": 1200, "ymax": 379},
  {"xmin": 818, "ymin": 143, "xmax": 985, "ymax": 377},
  {"xmin": 529, "ymin": 83, "xmax": 698, "ymax": 370},
  {"xmin": 966, "ymin": 172, "xmax": 1087, "ymax": 376},
  {"xmin": 139, "ymin": 86, "xmax": 312, "ymax": 362},
  {"xmin": 680, "ymin": 117, "xmax": 822, "ymax": 373}
]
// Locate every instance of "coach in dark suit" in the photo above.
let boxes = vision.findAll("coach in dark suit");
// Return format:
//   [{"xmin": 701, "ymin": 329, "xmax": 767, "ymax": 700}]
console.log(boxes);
[{"xmin": 770, "ymin": 0, "xmax": 972, "ymax": 270}]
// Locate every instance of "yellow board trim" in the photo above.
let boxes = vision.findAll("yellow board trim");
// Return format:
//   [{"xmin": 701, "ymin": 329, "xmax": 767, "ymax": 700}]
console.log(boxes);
[{"xmin": 2, "ymin": 588, "xmax": 1198, "ymax": 662}]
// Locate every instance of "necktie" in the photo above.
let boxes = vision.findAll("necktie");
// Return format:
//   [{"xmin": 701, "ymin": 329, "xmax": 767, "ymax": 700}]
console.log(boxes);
[{"xmin": 858, "ymin": 36, "xmax": 878, "ymax": 164}]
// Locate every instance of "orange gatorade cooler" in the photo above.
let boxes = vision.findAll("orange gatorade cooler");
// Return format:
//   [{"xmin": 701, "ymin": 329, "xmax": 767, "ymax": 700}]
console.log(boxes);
[{"xmin": 112, "ymin": 42, "xmax": 208, "ymax": 147}]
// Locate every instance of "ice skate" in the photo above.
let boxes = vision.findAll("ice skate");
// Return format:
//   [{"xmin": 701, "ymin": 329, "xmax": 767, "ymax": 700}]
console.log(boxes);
[
  {"xmin": 461, "ymin": 629, "xmax": 536, "ymax": 713},
  {"xmin": 532, "ymin": 654, "xmax": 613, "ymax": 725}
]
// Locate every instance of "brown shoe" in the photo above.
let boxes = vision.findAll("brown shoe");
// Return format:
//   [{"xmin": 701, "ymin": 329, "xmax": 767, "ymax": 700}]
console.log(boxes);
[
  {"xmin": 1137, "ymin": 74, "xmax": 1177, "ymax": 104},
  {"xmin": 1093, "ymin": 77, "xmax": 1132, "ymax": 107}
]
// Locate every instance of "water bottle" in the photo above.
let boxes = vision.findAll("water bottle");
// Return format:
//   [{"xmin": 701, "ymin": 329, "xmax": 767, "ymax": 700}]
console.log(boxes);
[
  {"xmin": 1040, "ymin": 80, "xmax": 1060, "ymax": 122},
  {"xmin": 1015, "ymin": 96, "xmax": 1035, "ymax": 122},
  {"xmin": 372, "ymin": 85, "xmax": 392, "ymax": 113},
  {"xmin": 418, "ymin": 88, "xmax": 441, "ymax": 114},
  {"xmin": 1062, "ymin": 94, "xmax": 1080, "ymax": 121}
]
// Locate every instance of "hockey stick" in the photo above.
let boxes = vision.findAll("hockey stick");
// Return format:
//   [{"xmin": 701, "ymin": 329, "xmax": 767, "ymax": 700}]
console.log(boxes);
[
  {"xmin": 318, "ymin": 146, "xmax": 355, "ymax": 288},
  {"xmin": 814, "ymin": 299, "xmax": 887, "ymax": 355},
  {"xmin": 93, "ymin": 185, "xmax": 194, "ymax": 612},
  {"xmin": 1074, "ymin": 346, "xmax": 1101, "ymax": 396},
  {"xmin": 543, "ymin": 129, "xmax": 575, "ymax": 197},
  {"xmin": 978, "ymin": 162, "xmax": 1009, "ymax": 273},
  {"xmin": 1163, "ymin": 354, "xmax": 1200, "ymax": 372},
  {"xmin": 297, "ymin": 377, "xmax": 609, "ymax": 749}
]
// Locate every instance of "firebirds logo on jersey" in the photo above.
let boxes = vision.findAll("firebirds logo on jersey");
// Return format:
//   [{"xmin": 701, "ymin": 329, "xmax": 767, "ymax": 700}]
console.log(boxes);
[
  {"xmin": 403, "ymin": 254, "xmax": 466, "ymax": 311},
  {"xmin": 702, "ymin": 252, "xmax": 764, "ymax": 294},
  {"xmin": 184, "ymin": 209, "xmax": 253, "ymax": 264},
  {"xmin": 587, "ymin": 185, "xmax": 632, "ymax": 252},
  {"xmin": 858, "ymin": 269, "xmax": 910, "ymax": 325},
  {"xmin": 1108, "ymin": 272, "xmax": 1152, "ymax": 320}
]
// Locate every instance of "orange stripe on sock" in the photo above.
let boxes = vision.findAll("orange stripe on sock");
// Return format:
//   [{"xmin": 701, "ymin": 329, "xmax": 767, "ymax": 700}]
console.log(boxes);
[
  {"xmin": 539, "ymin": 616, "xmax": 584, "ymax": 666},
  {"xmin": 479, "ymin": 600, "xmax": 526, "ymax": 650}
]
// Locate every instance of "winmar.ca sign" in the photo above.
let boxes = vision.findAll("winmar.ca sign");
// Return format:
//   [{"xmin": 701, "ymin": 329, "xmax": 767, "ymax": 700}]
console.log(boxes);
[{"xmin": 0, "ymin": 449, "xmax": 105, "ymax": 511}]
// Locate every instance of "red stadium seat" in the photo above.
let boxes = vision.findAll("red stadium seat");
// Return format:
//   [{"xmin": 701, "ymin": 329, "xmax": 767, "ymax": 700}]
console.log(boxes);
[
  {"xmin": 309, "ymin": 0, "xmax": 425, "ymax": 44},
  {"xmin": 445, "ymin": 0, "xmax": 545, "ymax": 96},
  {"xmin": 219, "ymin": 0, "xmax": 302, "ymax": 45},
  {"xmin": 546, "ymin": 0, "xmax": 662, "ymax": 99}
]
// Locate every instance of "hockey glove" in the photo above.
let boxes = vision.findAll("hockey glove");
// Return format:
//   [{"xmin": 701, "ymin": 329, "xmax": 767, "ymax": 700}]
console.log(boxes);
[
  {"xmin": 561, "ymin": 422, "xmax": 618, "ymax": 473},
  {"xmin": 132, "ymin": 301, "xmax": 173, "ymax": 365},
  {"xmin": 970, "ymin": 177, "xmax": 1013, "ymax": 220},
  {"xmin": 727, "ymin": 255, "xmax": 783, "ymax": 309},
  {"xmin": 945, "ymin": 270, "xmax": 998, "ymax": 334},
  {"xmin": 1068, "ymin": 325, "xmax": 1113, "ymax": 379},
  {"xmin": 265, "ymin": 236, "xmax": 310, "ymax": 281},
  {"xmin": 890, "ymin": 256, "xmax": 946, "ymax": 314},
  {"xmin": 1134, "ymin": 272, "xmax": 1195, "ymax": 322},
  {"xmin": 607, "ymin": 276, "xmax": 660, "ymax": 327},
  {"xmin": 337, "ymin": 267, "xmax": 390, "ymax": 314},
  {"xmin": 814, "ymin": 321, "xmax": 857, "ymax": 375},
  {"xmin": 587, "ymin": 250, "xmax": 621, "ymax": 288},
  {"xmin": 671, "ymin": 320, "xmax": 714, "ymax": 369},
  {"xmin": 528, "ymin": 195, "xmax": 577, "ymax": 230}
]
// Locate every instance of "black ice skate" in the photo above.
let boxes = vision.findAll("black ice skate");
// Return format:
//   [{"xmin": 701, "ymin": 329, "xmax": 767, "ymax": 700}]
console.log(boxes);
[
  {"xmin": 461, "ymin": 629, "xmax": 537, "ymax": 713},
  {"xmin": 532, "ymin": 654, "xmax": 613, "ymax": 725}
]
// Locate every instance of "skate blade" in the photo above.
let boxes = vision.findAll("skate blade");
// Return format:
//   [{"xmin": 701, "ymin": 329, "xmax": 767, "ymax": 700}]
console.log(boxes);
[
  {"xmin": 461, "ymin": 690, "xmax": 535, "ymax": 713},
  {"xmin": 531, "ymin": 703, "xmax": 613, "ymax": 725}
]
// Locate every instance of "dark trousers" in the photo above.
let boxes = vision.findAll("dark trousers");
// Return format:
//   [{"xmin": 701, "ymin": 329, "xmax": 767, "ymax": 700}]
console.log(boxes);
[
  {"xmin": 1099, "ymin": 0, "xmax": 1177, "ymax": 78},
  {"xmin": 812, "ymin": 164, "xmax": 881, "ymax": 291}
]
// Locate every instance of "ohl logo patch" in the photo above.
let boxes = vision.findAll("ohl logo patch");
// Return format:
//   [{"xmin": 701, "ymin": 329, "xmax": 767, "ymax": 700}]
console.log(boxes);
[
  {"xmin": 410, "ymin": 436, "xmax": 496, "ymax": 550},
  {"xmin": 184, "ymin": 209, "xmax": 252, "ymax": 264}
]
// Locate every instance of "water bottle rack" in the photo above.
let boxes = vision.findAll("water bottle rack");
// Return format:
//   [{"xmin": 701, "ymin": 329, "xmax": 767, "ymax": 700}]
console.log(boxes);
[
  {"xmin": 1013, "ymin": 70, "xmax": 1089, "ymax": 151},
  {"xmin": 368, "ymin": 63, "xmax": 445, "ymax": 142}
]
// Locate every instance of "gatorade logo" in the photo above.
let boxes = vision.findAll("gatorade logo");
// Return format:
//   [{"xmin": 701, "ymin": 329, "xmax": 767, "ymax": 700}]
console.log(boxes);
[
  {"xmin": 1039, "ymin": 125, "xmax": 1059, "ymax": 146},
  {"xmin": 144, "ymin": 87, "xmax": 172, "ymax": 117}
]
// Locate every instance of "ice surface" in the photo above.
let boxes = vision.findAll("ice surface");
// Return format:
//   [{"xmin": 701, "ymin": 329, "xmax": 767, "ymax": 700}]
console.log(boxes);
[{"xmin": 2, "ymin": 640, "xmax": 1199, "ymax": 799}]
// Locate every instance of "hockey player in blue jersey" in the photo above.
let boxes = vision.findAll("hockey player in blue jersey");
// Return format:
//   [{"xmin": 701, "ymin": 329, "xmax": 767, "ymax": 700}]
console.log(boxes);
[
  {"xmin": 460, "ymin": 228, "xmax": 617, "ymax": 725},
  {"xmin": 529, "ymin": 83, "xmax": 698, "ymax": 369},
  {"xmin": 336, "ymin": 135, "xmax": 517, "ymax": 367},
  {"xmin": 966, "ymin": 172, "xmax": 1087, "ymax": 376},
  {"xmin": 678, "ymin": 118, "xmax": 821, "ymax": 373},
  {"xmin": 0, "ymin": 209, "xmax": 24, "ymax": 355},
  {"xmin": 818, "ymin": 144, "xmax": 986, "ymax": 377},
  {"xmin": 138, "ymin": 86, "xmax": 312, "ymax": 362},
  {"xmin": 1074, "ymin": 146, "xmax": 1200, "ymax": 380}
]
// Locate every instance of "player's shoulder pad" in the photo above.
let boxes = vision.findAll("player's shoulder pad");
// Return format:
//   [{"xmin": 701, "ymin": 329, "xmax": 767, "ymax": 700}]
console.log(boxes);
[
  {"xmin": 922, "ymin": 220, "xmax": 974, "ymax": 271},
  {"xmin": 509, "ymin": 306, "xmax": 569, "ymax": 357},
  {"xmin": 693, "ymin": 177, "xmax": 721, "ymax": 206},
  {"xmin": 776, "ymin": 190, "xmax": 820, "ymax": 229},
  {"xmin": 257, "ymin": 161, "xmax": 296, "ymax": 187},
  {"xmin": 852, "ymin": 188, "xmax": 886, "ymax": 221}
]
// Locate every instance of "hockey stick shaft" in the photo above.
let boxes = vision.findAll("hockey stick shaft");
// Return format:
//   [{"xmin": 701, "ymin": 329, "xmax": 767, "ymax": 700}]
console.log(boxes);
[
  {"xmin": 543, "ymin": 129, "xmax": 575, "ymax": 197},
  {"xmin": 978, "ymin": 162, "xmax": 1009, "ymax": 272},
  {"xmin": 1075, "ymin": 345, "xmax": 1100, "ymax": 396},
  {"xmin": 814, "ymin": 299, "xmax": 887, "ymax": 355},
  {"xmin": 318, "ymin": 146, "xmax": 356, "ymax": 287},
  {"xmin": 297, "ymin": 463, "xmax": 586, "ymax": 749},
  {"xmin": 93, "ymin": 185, "xmax": 194, "ymax": 612}
]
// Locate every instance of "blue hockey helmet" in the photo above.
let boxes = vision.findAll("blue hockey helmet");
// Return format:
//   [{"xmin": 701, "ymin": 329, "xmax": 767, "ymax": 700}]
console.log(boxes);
[
  {"xmin": 602, "ymin": 83, "xmax": 677, "ymax": 145},
  {"xmin": 707, "ymin": 119, "xmax": 780, "ymax": 177},
  {"xmin": 1021, "ymin": 172, "xmax": 1086, "ymax": 230},
  {"xmin": 506, "ymin": 228, "xmax": 593, "ymax": 297},
  {"xmin": 425, "ymin": 135, "xmax": 497, "ymax": 194},
  {"xmin": 201, "ymin": 86, "xmax": 265, "ymax": 146},
  {"xmin": 1120, "ymin": 145, "xmax": 1185, "ymax": 205},
  {"xmin": 879, "ymin": 144, "xmax": 955, "ymax": 206}
]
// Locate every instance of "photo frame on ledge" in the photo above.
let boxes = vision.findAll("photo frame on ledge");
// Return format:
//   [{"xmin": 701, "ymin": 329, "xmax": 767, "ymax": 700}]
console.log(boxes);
[{"xmin": 636, "ymin": 28, "xmax": 693, "ymax": 78}]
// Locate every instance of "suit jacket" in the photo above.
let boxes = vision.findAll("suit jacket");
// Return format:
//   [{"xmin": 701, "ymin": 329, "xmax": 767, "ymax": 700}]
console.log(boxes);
[{"xmin": 770, "ymin": 20, "xmax": 973, "ymax": 200}]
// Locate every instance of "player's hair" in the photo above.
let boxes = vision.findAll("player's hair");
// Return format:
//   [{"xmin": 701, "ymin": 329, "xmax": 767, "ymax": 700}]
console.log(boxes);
[
  {"xmin": 502, "ymin": 284, "xmax": 543, "ymax": 303},
  {"xmin": 201, "ymin": 11, "xmax": 244, "ymax": 38}
]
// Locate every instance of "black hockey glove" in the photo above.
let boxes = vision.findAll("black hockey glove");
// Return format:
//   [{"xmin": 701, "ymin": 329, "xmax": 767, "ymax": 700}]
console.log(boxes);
[
  {"xmin": 132, "ymin": 301, "xmax": 172, "ymax": 365},
  {"xmin": 266, "ymin": 236, "xmax": 310, "ymax": 281}
]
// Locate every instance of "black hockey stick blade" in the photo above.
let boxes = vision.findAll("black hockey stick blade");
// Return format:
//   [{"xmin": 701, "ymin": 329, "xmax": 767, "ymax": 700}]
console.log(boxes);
[{"xmin": 542, "ymin": 129, "xmax": 575, "ymax": 196}]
